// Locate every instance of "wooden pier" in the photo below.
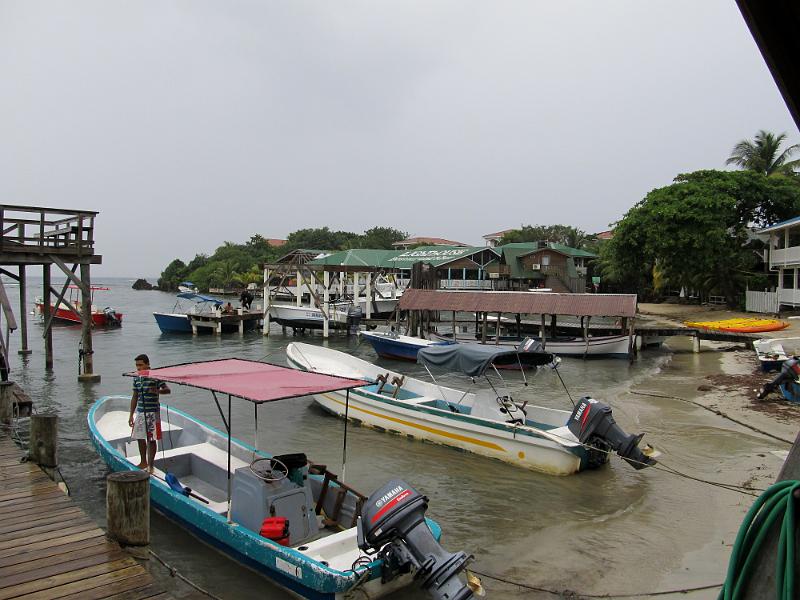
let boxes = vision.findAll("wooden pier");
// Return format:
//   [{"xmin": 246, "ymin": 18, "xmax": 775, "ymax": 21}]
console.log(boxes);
[
  {"xmin": 0, "ymin": 434, "xmax": 171, "ymax": 600},
  {"xmin": 188, "ymin": 308, "xmax": 262, "ymax": 335}
]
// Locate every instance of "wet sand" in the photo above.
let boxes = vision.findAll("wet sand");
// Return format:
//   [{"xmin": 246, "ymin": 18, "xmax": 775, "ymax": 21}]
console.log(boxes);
[{"xmin": 478, "ymin": 304, "xmax": 799, "ymax": 600}]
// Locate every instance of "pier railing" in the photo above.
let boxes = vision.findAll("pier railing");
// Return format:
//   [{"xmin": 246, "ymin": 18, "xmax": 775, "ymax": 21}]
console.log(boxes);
[{"xmin": 0, "ymin": 205, "xmax": 98, "ymax": 256}]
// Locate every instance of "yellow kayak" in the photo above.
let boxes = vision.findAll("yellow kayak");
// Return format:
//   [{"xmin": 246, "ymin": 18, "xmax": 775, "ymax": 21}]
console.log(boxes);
[{"xmin": 684, "ymin": 318, "xmax": 789, "ymax": 333}]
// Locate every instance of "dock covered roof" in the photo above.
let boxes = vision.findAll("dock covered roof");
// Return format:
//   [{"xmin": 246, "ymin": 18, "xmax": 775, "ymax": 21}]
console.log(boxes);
[
  {"xmin": 307, "ymin": 248, "xmax": 401, "ymax": 269},
  {"xmin": 398, "ymin": 289, "xmax": 637, "ymax": 318},
  {"xmin": 387, "ymin": 246, "xmax": 500, "ymax": 268}
]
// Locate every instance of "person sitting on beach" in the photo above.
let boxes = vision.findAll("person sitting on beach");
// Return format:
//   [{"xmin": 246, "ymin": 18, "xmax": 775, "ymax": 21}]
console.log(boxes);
[{"xmin": 128, "ymin": 354, "xmax": 170, "ymax": 473}]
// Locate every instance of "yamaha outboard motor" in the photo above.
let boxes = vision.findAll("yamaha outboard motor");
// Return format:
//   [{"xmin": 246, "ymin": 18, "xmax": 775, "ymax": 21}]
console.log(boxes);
[
  {"xmin": 757, "ymin": 357, "xmax": 800, "ymax": 400},
  {"xmin": 357, "ymin": 480, "xmax": 474, "ymax": 600},
  {"xmin": 568, "ymin": 397, "xmax": 657, "ymax": 470}
]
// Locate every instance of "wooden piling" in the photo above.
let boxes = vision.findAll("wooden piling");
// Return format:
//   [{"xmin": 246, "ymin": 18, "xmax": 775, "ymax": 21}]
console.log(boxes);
[
  {"xmin": 29, "ymin": 413, "xmax": 58, "ymax": 468},
  {"xmin": 106, "ymin": 470, "xmax": 150, "ymax": 547},
  {"xmin": 78, "ymin": 263, "xmax": 100, "ymax": 382},
  {"xmin": 0, "ymin": 382, "xmax": 12, "ymax": 424},
  {"xmin": 17, "ymin": 265, "xmax": 31, "ymax": 355},
  {"xmin": 43, "ymin": 264, "xmax": 53, "ymax": 370}
]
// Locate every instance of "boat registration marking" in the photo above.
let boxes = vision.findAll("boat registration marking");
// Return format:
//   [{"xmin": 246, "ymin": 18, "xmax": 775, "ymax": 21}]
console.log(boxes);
[
  {"xmin": 276, "ymin": 557, "xmax": 302, "ymax": 579},
  {"xmin": 321, "ymin": 394, "xmax": 506, "ymax": 452}
]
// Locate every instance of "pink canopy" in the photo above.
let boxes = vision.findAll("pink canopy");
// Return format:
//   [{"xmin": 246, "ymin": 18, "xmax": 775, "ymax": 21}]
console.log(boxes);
[{"xmin": 126, "ymin": 358, "xmax": 367, "ymax": 403}]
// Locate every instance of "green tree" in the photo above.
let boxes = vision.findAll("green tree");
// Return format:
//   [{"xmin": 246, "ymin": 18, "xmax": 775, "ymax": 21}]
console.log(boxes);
[
  {"xmin": 157, "ymin": 258, "xmax": 188, "ymax": 292},
  {"xmin": 285, "ymin": 227, "xmax": 358, "ymax": 251},
  {"xmin": 500, "ymin": 225, "xmax": 588, "ymax": 248},
  {"xmin": 601, "ymin": 169, "xmax": 800, "ymax": 304},
  {"xmin": 354, "ymin": 226, "xmax": 408, "ymax": 249},
  {"xmin": 725, "ymin": 130, "xmax": 800, "ymax": 177}
]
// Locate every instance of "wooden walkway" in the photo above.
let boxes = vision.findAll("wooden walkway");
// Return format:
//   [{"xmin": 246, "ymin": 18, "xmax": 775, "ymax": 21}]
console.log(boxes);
[{"xmin": 0, "ymin": 435, "xmax": 172, "ymax": 600}]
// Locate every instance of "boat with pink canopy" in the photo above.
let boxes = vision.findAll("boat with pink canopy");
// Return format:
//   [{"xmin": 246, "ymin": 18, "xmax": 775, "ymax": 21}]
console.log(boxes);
[{"xmin": 89, "ymin": 358, "xmax": 476, "ymax": 600}]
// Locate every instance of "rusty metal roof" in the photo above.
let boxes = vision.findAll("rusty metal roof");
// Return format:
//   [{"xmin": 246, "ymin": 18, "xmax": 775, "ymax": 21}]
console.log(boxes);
[{"xmin": 398, "ymin": 289, "xmax": 637, "ymax": 318}]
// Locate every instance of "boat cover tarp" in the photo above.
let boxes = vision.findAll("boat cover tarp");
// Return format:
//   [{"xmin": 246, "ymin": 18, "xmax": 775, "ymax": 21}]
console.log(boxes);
[
  {"xmin": 177, "ymin": 292, "xmax": 223, "ymax": 305},
  {"xmin": 418, "ymin": 344, "xmax": 539, "ymax": 376},
  {"xmin": 126, "ymin": 358, "xmax": 367, "ymax": 403}
]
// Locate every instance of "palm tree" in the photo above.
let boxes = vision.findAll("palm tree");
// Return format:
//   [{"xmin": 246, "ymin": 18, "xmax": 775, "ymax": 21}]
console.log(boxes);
[{"xmin": 725, "ymin": 130, "xmax": 800, "ymax": 176}]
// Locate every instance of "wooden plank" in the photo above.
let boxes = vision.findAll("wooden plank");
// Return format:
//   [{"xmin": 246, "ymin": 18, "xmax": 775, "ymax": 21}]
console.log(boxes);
[
  {"xmin": 60, "ymin": 580, "xmax": 166, "ymax": 600},
  {"xmin": 2, "ymin": 474, "xmax": 52, "ymax": 490},
  {"xmin": 0, "ymin": 525, "xmax": 105, "ymax": 558},
  {"xmin": 0, "ymin": 507, "xmax": 84, "ymax": 533},
  {"xmin": 0, "ymin": 542, "xmax": 119, "ymax": 578},
  {"xmin": 0, "ymin": 536, "xmax": 109, "ymax": 568},
  {"xmin": 0, "ymin": 515, "xmax": 94, "ymax": 542},
  {"xmin": 0, "ymin": 494, "xmax": 73, "ymax": 517},
  {"xmin": 0, "ymin": 502, "xmax": 82, "ymax": 523},
  {"xmin": 0, "ymin": 558, "xmax": 139, "ymax": 599},
  {"xmin": 12, "ymin": 564, "xmax": 146, "ymax": 600},
  {"xmin": 0, "ymin": 483, "xmax": 62, "ymax": 503},
  {"xmin": 0, "ymin": 549, "xmax": 129, "ymax": 591}
]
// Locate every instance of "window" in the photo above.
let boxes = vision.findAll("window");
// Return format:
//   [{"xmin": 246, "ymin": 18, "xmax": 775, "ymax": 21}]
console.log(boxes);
[
  {"xmin": 541, "ymin": 254, "xmax": 551, "ymax": 266},
  {"xmin": 783, "ymin": 269, "xmax": 795, "ymax": 289},
  {"xmin": 789, "ymin": 228, "xmax": 800, "ymax": 248}
]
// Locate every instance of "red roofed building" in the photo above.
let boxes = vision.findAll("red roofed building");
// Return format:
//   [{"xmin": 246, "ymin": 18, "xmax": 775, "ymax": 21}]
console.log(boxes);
[
  {"xmin": 392, "ymin": 236, "xmax": 468, "ymax": 249},
  {"xmin": 482, "ymin": 229, "xmax": 515, "ymax": 247},
  {"xmin": 266, "ymin": 238, "xmax": 287, "ymax": 247}
]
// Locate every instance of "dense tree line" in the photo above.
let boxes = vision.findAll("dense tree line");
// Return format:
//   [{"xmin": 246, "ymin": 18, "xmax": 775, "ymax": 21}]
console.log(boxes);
[{"xmin": 158, "ymin": 227, "xmax": 407, "ymax": 292}]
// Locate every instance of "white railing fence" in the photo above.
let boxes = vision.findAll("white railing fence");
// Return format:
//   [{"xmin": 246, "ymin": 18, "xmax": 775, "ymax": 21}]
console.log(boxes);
[{"xmin": 746, "ymin": 290, "xmax": 779, "ymax": 313}]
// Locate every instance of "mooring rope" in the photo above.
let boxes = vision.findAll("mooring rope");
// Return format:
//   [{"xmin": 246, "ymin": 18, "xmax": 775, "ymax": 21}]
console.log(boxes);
[
  {"xmin": 631, "ymin": 390, "xmax": 795, "ymax": 445},
  {"xmin": 148, "ymin": 549, "xmax": 225, "ymax": 600}
]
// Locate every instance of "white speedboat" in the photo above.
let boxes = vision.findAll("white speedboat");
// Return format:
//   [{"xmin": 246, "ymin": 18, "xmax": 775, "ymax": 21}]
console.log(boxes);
[
  {"xmin": 89, "ymin": 359, "xmax": 476, "ymax": 600},
  {"xmin": 753, "ymin": 337, "xmax": 800, "ymax": 372},
  {"xmin": 286, "ymin": 343, "xmax": 657, "ymax": 476}
]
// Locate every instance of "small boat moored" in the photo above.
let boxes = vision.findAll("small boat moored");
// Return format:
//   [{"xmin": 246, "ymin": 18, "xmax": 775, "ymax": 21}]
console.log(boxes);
[
  {"xmin": 359, "ymin": 330, "xmax": 454, "ymax": 361},
  {"xmin": 287, "ymin": 342, "xmax": 658, "ymax": 475},
  {"xmin": 753, "ymin": 337, "xmax": 800, "ymax": 372},
  {"xmin": 89, "ymin": 358, "xmax": 476, "ymax": 599},
  {"xmin": 35, "ymin": 285, "xmax": 123, "ymax": 327}
]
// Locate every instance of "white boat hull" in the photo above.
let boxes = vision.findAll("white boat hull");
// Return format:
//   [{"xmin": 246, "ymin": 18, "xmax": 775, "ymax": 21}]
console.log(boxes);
[{"xmin": 286, "ymin": 343, "xmax": 594, "ymax": 476}]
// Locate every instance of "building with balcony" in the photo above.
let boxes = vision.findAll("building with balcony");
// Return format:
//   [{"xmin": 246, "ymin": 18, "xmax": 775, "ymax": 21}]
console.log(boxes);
[{"xmin": 757, "ymin": 216, "xmax": 800, "ymax": 308}]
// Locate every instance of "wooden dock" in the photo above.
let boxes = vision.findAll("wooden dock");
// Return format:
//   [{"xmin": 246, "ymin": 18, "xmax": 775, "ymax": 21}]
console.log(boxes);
[
  {"xmin": 0, "ymin": 435, "xmax": 171, "ymax": 600},
  {"xmin": 188, "ymin": 309, "xmax": 262, "ymax": 335}
]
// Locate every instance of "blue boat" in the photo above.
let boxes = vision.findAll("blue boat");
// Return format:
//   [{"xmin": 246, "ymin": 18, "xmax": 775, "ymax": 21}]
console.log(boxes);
[
  {"xmin": 89, "ymin": 359, "xmax": 476, "ymax": 600},
  {"xmin": 359, "ymin": 330, "xmax": 454, "ymax": 361},
  {"xmin": 154, "ymin": 292, "xmax": 255, "ymax": 334}
]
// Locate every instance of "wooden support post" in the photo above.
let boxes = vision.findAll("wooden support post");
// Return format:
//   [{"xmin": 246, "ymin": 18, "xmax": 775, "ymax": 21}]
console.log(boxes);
[
  {"xmin": 107, "ymin": 470, "xmax": 150, "ymax": 547},
  {"xmin": 496, "ymin": 313, "xmax": 501, "ymax": 345},
  {"xmin": 296, "ymin": 269, "xmax": 302, "ymax": 307},
  {"xmin": 323, "ymin": 271, "xmax": 330, "ymax": 339},
  {"xmin": 30, "ymin": 413, "xmax": 58, "ymax": 469},
  {"xmin": 263, "ymin": 267, "xmax": 271, "ymax": 336},
  {"xmin": 452, "ymin": 310, "xmax": 457, "ymax": 341},
  {"xmin": 550, "ymin": 314, "xmax": 557, "ymax": 338},
  {"xmin": 18, "ymin": 265, "xmax": 31, "ymax": 355},
  {"xmin": 693, "ymin": 333, "xmax": 701, "ymax": 353},
  {"xmin": 516, "ymin": 314, "xmax": 521, "ymax": 339},
  {"xmin": 540, "ymin": 314, "xmax": 547, "ymax": 349},
  {"xmin": 78, "ymin": 263, "xmax": 100, "ymax": 382},
  {"xmin": 43, "ymin": 264, "xmax": 53, "ymax": 370},
  {"xmin": 365, "ymin": 272, "xmax": 372, "ymax": 319},
  {"xmin": 481, "ymin": 312, "xmax": 488, "ymax": 344},
  {"xmin": 238, "ymin": 309, "xmax": 244, "ymax": 335},
  {"xmin": 583, "ymin": 316, "xmax": 590, "ymax": 359},
  {"xmin": 741, "ymin": 428, "xmax": 800, "ymax": 598}
]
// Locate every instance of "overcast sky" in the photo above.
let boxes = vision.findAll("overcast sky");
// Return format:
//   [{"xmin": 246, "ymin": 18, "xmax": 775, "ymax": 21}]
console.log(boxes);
[{"xmin": 1, "ymin": 1, "xmax": 798, "ymax": 277}]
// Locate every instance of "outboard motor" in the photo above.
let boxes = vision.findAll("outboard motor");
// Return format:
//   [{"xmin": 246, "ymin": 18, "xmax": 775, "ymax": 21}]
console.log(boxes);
[
  {"xmin": 103, "ymin": 307, "xmax": 120, "ymax": 327},
  {"xmin": 357, "ymin": 480, "xmax": 474, "ymax": 600},
  {"xmin": 757, "ymin": 357, "xmax": 800, "ymax": 400},
  {"xmin": 568, "ymin": 397, "xmax": 657, "ymax": 470},
  {"xmin": 346, "ymin": 305, "xmax": 363, "ymax": 336}
]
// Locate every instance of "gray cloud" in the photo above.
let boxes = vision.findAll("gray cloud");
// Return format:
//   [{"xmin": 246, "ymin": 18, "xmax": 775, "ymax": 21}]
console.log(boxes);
[{"xmin": 1, "ymin": 1, "xmax": 796, "ymax": 276}]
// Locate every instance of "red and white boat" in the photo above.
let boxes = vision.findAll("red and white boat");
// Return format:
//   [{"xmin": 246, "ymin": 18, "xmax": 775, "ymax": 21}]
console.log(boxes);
[{"xmin": 35, "ymin": 285, "xmax": 123, "ymax": 327}]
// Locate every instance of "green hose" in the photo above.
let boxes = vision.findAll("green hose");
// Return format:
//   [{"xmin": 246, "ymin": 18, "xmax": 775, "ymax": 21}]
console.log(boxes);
[{"xmin": 719, "ymin": 479, "xmax": 800, "ymax": 600}]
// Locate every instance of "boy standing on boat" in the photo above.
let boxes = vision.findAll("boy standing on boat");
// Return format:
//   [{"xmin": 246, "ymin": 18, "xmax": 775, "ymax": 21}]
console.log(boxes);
[{"xmin": 128, "ymin": 354, "xmax": 170, "ymax": 472}]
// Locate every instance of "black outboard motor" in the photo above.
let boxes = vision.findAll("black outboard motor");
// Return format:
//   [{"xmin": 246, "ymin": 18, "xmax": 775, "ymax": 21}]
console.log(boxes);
[
  {"xmin": 357, "ymin": 480, "xmax": 474, "ymax": 600},
  {"xmin": 103, "ymin": 307, "xmax": 120, "ymax": 327},
  {"xmin": 568, "ymin": 397, "xmax": 656, "ymax": 470},
  {"xmin": 346, "ymin": 305, "xmax": 363, "ymax": 336},
  {"xmin": 757, "ymin": 357, "xmax": 800, "ymax": 399}
]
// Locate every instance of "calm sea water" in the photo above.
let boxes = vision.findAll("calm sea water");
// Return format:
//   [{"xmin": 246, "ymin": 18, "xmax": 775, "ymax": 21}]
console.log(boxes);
[{"xmin": 5, "ymin": 278, "xmax": 777, "ymax": 599}]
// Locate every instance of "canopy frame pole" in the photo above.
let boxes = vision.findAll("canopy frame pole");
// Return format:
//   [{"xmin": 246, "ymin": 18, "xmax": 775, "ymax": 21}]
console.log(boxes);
[
  {"xmin": 423, "ymin": 364, "xmax": 449, "ymax": 402},
  {"xmin": 211, "ymin": 391, "xmax": 229, "ymax": 432},
  {"xmin": 227, "ymin": 393, "xmax": 232, "ymax": 523},
  {"xmin": 342, "ymin": 389, "xmax": 350, "ymax": 482},
  {"xmin": 254, "ymin": 403, "xmax": 258, "ymax": 452}
]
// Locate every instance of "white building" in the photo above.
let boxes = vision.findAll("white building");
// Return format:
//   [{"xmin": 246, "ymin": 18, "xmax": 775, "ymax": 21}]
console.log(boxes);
[{"xmin": 758, "ymin": 216, "xmax": 800, "ymax": 308}]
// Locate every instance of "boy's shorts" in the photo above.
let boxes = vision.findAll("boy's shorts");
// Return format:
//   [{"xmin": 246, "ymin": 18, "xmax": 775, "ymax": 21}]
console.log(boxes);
[{"xmin": 132, "ymin": 412, "xmax": 162, "ymax": 442}]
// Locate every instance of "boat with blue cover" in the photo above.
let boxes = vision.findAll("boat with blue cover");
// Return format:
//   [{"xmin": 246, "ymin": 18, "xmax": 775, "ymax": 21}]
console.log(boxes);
[
  {"xmin": 358, "ymin": 330, "xmax": 454, "ymax": 361},
  {"xmin": 287, "ymin": 342, "xmax": 658, "ymax": 476},
  {"xmin": 154, "ymin": 292, "xmax": 256, "ymax": 334},
  {"xmin": 89, "ymin": 358, "xmax": 477, "ymax": 600}
]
